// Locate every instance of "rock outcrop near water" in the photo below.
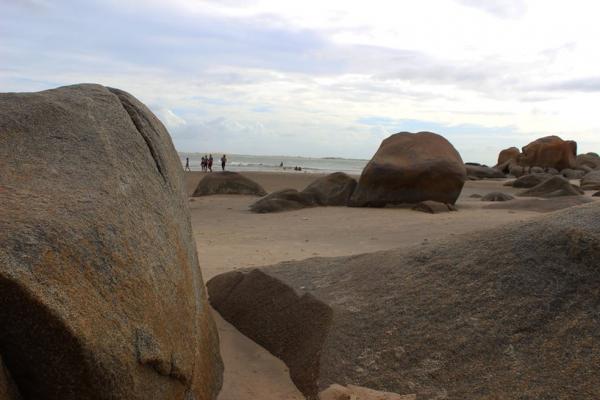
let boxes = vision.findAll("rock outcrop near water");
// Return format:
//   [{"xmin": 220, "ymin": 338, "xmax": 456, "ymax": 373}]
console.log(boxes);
[
  {"xmin": 193, "ymin": 171, "xmax": 267, "ymax": 196},
  {"xmin": 519, "ymin": 135, "xmax": 577, "ymax": 171},
  {"xmin": 349, "ymin": 132, "xmax": 466, "ymax": 207},
  {"xmin": 465, "ymin": 164, "xmax": 505, "ymax": 180},
  {"xmin": 208, "ymin": 202, "xmax": 600, "ymax": 399},
  {"xmin": 0, "ymin": 84, "xmax": 223, "ymax": 400}
]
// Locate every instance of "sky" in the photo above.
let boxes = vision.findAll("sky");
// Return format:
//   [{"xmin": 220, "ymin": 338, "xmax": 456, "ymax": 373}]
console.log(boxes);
[{"xmin": 2, "ymin": 0, "xmax": 600, "ymax": 164}]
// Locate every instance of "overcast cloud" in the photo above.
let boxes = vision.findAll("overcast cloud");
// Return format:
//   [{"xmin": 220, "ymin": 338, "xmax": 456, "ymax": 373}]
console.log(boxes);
[{"xmin": 2, "ymin": 0, "xmax": 600, "ymax": 164}]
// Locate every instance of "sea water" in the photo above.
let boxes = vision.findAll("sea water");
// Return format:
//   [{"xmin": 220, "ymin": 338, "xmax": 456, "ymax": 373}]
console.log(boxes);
[{"xmin": 179, "ymin": 153, "xmax": 367, "ymax": 175}]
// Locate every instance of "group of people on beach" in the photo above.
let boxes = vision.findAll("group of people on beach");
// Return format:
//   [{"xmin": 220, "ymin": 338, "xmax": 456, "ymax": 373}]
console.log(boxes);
[{"xmin": 184, "ymin": 154, "xmax": 227, "ymax": 172}]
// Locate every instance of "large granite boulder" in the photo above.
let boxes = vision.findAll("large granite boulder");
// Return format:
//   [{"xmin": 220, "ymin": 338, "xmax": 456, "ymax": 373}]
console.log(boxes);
[
  {"xmin": 494, "ymin": 146, "xmax": 520, "ymax": 173},
  {"xmin": 302, "ymin": 172, "xmax": 357, "ymax": 206},
  {"xmin": 0, "ymin": 84, "xmax": 222, "ymax": 399},
  {"xmin": 349, "ymin": 132, "xmax": 466, "ymax": 207},
  {"xmin": 208, "ymin": 202, "xmax": 600, "ymax": 399},
  {"xmin": 581, "ymin": 170, "xmax": 600, "ymax": 190},
  {"xmin": 576, "ymin": 153, "xmax": 600, "ymax": 170},
  {"xmin": 519, "ymin": 135, "xmax": 577, "ymax": 171},
  {"xmin": 518, "ymin": 176, "xmax": 583, "ymax": 198},
  {"xmin": 192, "ymin": 171, "xmax": 267, "ymax": 196},
  {"xmin": 465, "ymin": 164, "xmax": 505, "ymax": 180}
]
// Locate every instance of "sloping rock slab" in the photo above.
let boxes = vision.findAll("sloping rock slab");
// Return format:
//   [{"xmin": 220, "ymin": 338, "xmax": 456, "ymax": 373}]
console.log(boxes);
[
  {"xmin": 481, "ymin": 192, "xmax": 514, "ymax": 201},
  {"xmin": 250, "ymin": 189, "xmax": 317, "ymax": 213},
  {"xmin": 319, "ymin": 384, "xmax": 415, "ymax": 400},
  {"xmin": 581, "ymin": 170, "xmax": 600, "ymax": 190},
  {"xmin": 208, "ymin": 201, "xmax": 600, "ymax": 400},
  {"xmin": 412, "ymin": 201, "xmax": 456, "ymax": 213},
  {"xmin": 511, "ymin": 173, "xmax": 553, "ymax": 188},
  {"xmin": 518, "ymin": 176, "xmax": 583, "ymax": 197},
  {"xmin": 0, "ymin": 84, "xmax": 222, "ymax": 400},
  {"xmin": 193, "ymin": 171, "xmax": 267, "ymax": 196},
  {"xmin": 484, "ymin": 196, "xmax": 593, "ymax": 213}
]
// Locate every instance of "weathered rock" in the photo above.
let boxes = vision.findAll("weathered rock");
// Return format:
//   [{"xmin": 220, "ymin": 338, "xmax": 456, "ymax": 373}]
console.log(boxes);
[
  {"xmin": 483, "ymin": 197, "xmax": 593, "ymax": 213},
  {"xmin": 518, "ymin": 176, "xmax": 583, "ymax": 198},
  {"xmin": 511, "ymin": 173, "xmax": 553, "ymax": 188},
  {"xmin": 481, "ymin": 192, "xmax": 514, "ymax": 201},
  {"xmin": 192, "ymin": 171, "xmax": 267, "ymax": 196},
  {"xmin": 495, "ymin": 146, "xmax": 521, "ymax": 173},
  {"xmin": 561, "ymin": 168, "xmax": 586, "ymax": 180},
  {"xmin": 0, "ymin": 84, "xmax": 222, "ymax": 400},
  {"xmin": 465, "ymin": 164, "xmax": 505, "ymax": 180},
  {"xmin": 594, "ymin": 191, "xmax": 600, "ymax": 197},
  {"xmin": 469, "ymin": 193, "xmax": 483, "ymax": 198},
  {"xmin": 546, "ymin": 167, "xmax": 559, "ymax": 175},
  {"xmin": 0, "ymin": 355, "xmax": 21, "ymax": 400},
  {"xmin": 576, "ymin": 153, "xmax": 600, "ymax": 170},
  {"xmin": 519, "ymin": 135, "xmax": 577, "ymax": 171},
  {"xmin": 581, "ymin": 170, "xmax": 600, "ymax": 190},
  {"xmin": 249, "ymin": 189, "xmax": 317, "ymax": 213},
  {"xmin": 208, "ymin": 202, "xmax": 600, "ymax": 399},
  {"xmin": 302, "ymin": 172, "xmax": 357, "ymax": 206},
  {"xmin": 412, "ymin": 201, "xmax": 456, "ymax": 214},
  {"xmin": 319, "ymin": 384, "xmax": 415, "ymax": 400},
  {"xmin": 349, "ymin": 132, "xmax": 466, "ymax": 207}
]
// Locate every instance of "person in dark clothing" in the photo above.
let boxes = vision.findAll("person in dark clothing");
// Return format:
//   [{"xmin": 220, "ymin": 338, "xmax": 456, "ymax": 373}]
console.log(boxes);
[
  {"xmin": 208, "ymin": 154, "xmax": 213, "ymax": 172},
  {"xmin": 221, "ymin": 154, "xmax": 227, "ymax": 171},
  {"xmin": 184, "ymin": 157, "xmax": 191, "ymax": 171}
]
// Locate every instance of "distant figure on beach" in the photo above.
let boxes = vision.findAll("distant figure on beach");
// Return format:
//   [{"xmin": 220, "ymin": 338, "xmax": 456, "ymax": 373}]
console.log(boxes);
[
  {"xmin": 184, "ymin": 157, "xmax": 191, "ymax": 171},
  {"xmin": 280, "ymin": 161, "xmax": 283, "ymax": 168},
  {"xmin": 201, "ymin": 156, "xmax": 206, "ymax": 172},
  {"xmin": 221, "ymin": 154, "xmax": 227, "ymax": 171},
  {"xmin": 208, "ymin": 154, "xmax": 213, "ymax": 172}
]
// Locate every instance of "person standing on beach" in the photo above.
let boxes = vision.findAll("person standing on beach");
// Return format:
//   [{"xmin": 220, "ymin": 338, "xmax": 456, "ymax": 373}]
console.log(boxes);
[
  {"xmin": 221, "ymin": 154, "xmax": 227, "ymax": 171},
  {"xmin": 201, "ymin": 156, "xmax": 206, "ymax": 171},
  {"xmin": 184, "ymin": 157, "xmax": 191, "ymax": 171},
  {"xmin": 208, "ymin": 154, "xmax": 213, "ymax": 172}
]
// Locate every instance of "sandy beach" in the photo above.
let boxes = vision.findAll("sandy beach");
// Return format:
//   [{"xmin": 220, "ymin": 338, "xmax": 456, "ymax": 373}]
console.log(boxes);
[{"xmin": 184, "ymin": 170, "xmax": 598, "ymax": 399}]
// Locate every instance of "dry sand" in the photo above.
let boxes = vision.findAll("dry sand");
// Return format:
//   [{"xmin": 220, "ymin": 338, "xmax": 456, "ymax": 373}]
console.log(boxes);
[{"xmin": 184, "ymin": 171, "xmax": 597, "ymax": 400}]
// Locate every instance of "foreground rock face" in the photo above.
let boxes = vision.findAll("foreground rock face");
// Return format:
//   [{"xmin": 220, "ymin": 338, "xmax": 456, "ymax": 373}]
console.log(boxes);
[
  {"xmin": 208, "ymin": 202, "xmax": 600, "ymax": 399},
  {"xmin": 518, "ymin": 176, "xmax": 584, "ymax": 198},
  {"xmin": 519, "ymin": 135, "xmax": 577, "ymax": 171},
  {"xmin": 193, "ymin": 171, "xmax": 267, "ymax": 196},
  {"xmin": 0, "ymin": 84, "xmax": 222, "ymax": 399},
  {"xmin": 350, "ymin": 132, "xmax": 466, "ymax": 207},
  {"xmin": 0, "ymin": 355, "xmax": 20, "ymax": 400},
  {"xmin": 319, "ymin": 384, "xmax": 415, "ymax": 400},
  {"xmin": 581, "ymin": 170, "xmax": 600, "ymax": 190}
]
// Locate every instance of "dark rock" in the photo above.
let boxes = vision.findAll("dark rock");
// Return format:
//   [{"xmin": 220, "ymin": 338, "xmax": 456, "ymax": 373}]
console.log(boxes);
[
  {"xmin": 581, "ymin": 170, "xmax": 600, "ymax": 190},
  {"xmin": 192, "ymin": 171, "xmax": 267, "ymax": 196},
  {"xmin": 302, "ymin": 172, "xmax": 357, "ymax": 206},
  {"xmin": 561, "ymin": 168, "xmax": 586, "ymax": 180},
  {"xmin": 469, "ymin": 193, "xmax": 483, "ymax": 198},
  {"xmin": 593, "ymin": 191, "xmax": 600, "ymax": 197},
  {"xmin": 250, "ymin": 189, "xmax": 317, "ymax": 213},
  {"xmin": 349, "ymin": 132, "xmax": 466, "ymax": 207},
  {"xmin": 412, "ymin": 201, "xmax": 457, "ymax": 214},
  {"xmin": 481, "ymin": 192, "xmax": 514, "ymax": 201},
  {"xmin": 208, "ymin": 202, "xmax": 600, "ymax": 399},
  {"xmin": 465, "ymin": 165, "xmax": 505, "ymax": 180},
  {"xmin": 0, "ymin": 84, "xmax": 222, "ymax": 400},
  {"xmin": 518, "ymin": 176, "xmax": 583, "ymax": 198},
  {"xmin": 512, "ymin": 173, "xmax": 553, "ymax": 188},
  {"xmin": 546, "ymin": 167, "xmax": 559, "ymax": 175},
  {"xmin": 0, "ymin": 355, "xmax": 21, "ymax": 400},
  {"xmin": 464, "ymin": 162, "xmax": 482, "ymax": 166},
  {"xmin": 519, "ymin": 135, "xmax": 577, "ymax": 170},
  {"xmin": 483, "ymin": 197, "xmax": 592, "ymax": 212}
]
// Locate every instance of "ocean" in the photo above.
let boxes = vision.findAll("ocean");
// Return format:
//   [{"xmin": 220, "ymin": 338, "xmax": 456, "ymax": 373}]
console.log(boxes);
[{"xmin": 179, "ymin": 153, "xmax": 368, "ymax": 175}]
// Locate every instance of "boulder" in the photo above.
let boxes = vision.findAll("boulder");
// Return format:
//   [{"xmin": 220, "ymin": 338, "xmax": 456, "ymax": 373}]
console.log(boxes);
[
  {"xmin": 208, "ymin": 202, "xmax": 600, "ymax": 399},
  {"xmin": 581, "ymin": 170, "xmax": 600, "ymax": 190},
  {"xmin": 519, "ymin": 135, "xmax": 577, "ymax": 171},
  {"xmin": 192, "ymin": 171, "xmax": 267, "ymax": 196},
  {"xmin": 249, "ymin": 189, "xmax": 317, "ymax": 213},
  {"xmin": 561, "ymin": 168, "xmax": 586, "ymax": 180},
  {"xmin": 302, "ymin": 172, "xmax": 357, "ymax": 206},
  {"xmin": 412, "ymin": 201, "xmax": 456, "ymax": 214},
  {"xmin": 469, "ymin": 193, "xmax": 483, "ymax": 198},
  {"xmin": 576, "ymin": 153, "xmax": 600, "ymax": 170},
  {"xmin": 495, "ymin": 146, "xmax": 521, "ymax": 173},
  {"xmin": 481, "ymin": 192, "xmax": 514, "ymax": 201},
  {"xmin": 465, "ymin": 164, "xmax": 505, "ymax": 180},
  {"xmin": 349, "ymin": 132, "xmax": 466, "ymax": 207},
  {"xmin": 511, "ymin": 173, "xmax": 553, "ymax": 188},
  {"xmin": 594, "ymin": 191, "xmax": 600, "ymax": 197},
  {"xmin": 518, "ymin": 176, "xmax": 583, "ymax": 198},
  {"xmin": 0, "ymin": 84, "xmax": 222, "ymax": 400}
]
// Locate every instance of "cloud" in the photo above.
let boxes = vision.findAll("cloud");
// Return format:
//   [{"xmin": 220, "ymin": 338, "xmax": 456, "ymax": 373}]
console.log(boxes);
[
  {"xmin": 538, "ymin": 77, "xmax": 600, "ymax": 93},
  {"xmin": 455, "ymin": 0, "xmax": 527, "ymax": 18}
]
